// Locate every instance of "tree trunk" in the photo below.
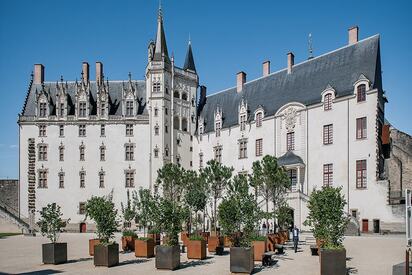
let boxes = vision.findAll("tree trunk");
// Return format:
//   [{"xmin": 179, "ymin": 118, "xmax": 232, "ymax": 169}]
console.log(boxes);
[{"xmin": 266, "ymin": 198, "xmax": 269, "ymax": 234}]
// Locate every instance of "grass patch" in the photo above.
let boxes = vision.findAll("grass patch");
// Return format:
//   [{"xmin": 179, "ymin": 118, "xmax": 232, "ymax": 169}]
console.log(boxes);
[{"xmin": 0, "ymin": 232, "xmax": 21, "ymax": 238}]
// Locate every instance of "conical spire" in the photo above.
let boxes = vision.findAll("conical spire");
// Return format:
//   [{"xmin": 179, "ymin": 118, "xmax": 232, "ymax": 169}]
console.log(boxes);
[
  {"xmin": 153, "ymin": 5, "xmax": 170, "ymax": 63},
  {"xmin": 183, "ymin": 39, "xmax": 196, "ymax": 72}
]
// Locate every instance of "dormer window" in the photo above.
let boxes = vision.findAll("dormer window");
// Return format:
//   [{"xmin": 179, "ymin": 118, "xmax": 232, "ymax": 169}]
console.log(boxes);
[
  {"xmin": 59, "ymin": 102, "xmax": 64, "ymax": 117},
  {"xmin": 357, "ymin": 84, "xmax": 366, "ymax": 102},
  {"xmin": 100, "ymin": 102, "xmax": 106, "ymax": 116},
  {"xmin": 126, "ymin": 100, "xmax": 134, "ymax": 117},
  {"xmin": 215, "ymin": 121, "xmax": 221, "ymax": 137},
  {"xmin": 255, "ymin": 112, "xmax": 263, "ymax": 127},
  {"xmin": 324, "ymin": 93, "xmax": 332, "ymax": 111},
  {"xmin": 240, "ymin": 114, "xmax": 247, "ymax": 131},
  {"xmin": 39, "ymin": 102, "xmax": 47, "ymax": 117},
  {"xmin": 79, "ymin": 101, "xmax": 87, "ymax": 117}
]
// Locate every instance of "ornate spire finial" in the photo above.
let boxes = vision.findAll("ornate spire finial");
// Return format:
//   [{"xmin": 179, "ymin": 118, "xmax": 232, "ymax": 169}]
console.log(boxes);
[
  {"xmin": 60, "ymin": 75, "xmax": 64, "ymax": 82},
  {"xmin": 128, "ymin": 72, "xmax": 132, "ymax": 81},
  {"xmin": 308, "ymin": 33, "xmax": 314, "ymax": 60},
  {"xmin": 188, "ymin": 33, "xmax": 191, "ymax": 45},
  {"xmin": 158, "ymin": 0, "xmax": 163, "ymax": 20},
  {"xmin": 30, "ymin": 71, "xmax": 34, "ymax": 80}
]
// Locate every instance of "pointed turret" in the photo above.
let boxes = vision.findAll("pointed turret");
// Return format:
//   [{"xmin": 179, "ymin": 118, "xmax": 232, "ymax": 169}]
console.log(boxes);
[
  {"xmin": 153, "ymin": 6, "xmax": 170, "ymax": 63},
  {"xmin": 183, "ymin": 40, "xmax": 196, "ymax": 72}
]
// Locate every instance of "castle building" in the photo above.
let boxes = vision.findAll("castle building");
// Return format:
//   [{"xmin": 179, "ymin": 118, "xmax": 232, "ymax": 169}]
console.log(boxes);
[{"xmin": 18, "ymin": 9, "xmax": 404, "ymax": 232}]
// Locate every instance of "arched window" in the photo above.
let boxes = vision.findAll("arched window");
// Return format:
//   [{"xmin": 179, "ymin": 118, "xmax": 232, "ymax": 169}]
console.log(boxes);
[
  {"xmin": 182, "ymin": 92, "xmax": 188, "ymax": 101},
  {"xmin": 154, "ymin": 125, "xmax": 159, "ymax": 135},
  {"xmin": 174, "ymin": 90, "xmax": 180, "ymax": 99},
  {"xmin": 324, "ymin": 93, "xmax": 332, "ymax": 111},
  {"xmin": 182, "ymin": 118, "xmax": 188, "ymax": 132},
  {"xmin": 357, "ymin": 84, "xmax": 366, "ymax": 102},
  {"xmin": 255, "ymin": 112, "xmax": 263, "ymax": 127}
]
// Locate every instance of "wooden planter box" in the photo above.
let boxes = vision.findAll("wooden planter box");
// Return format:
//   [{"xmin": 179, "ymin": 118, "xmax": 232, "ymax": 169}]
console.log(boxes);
[
  {"xmin": 89, "ymin": 239, "xmax": 101, "ymax": 256},
  {"xmin": 148, "ymin": 233, "xmax": 161, "ymax": 245},
  {"xmin": 187, "ymin": 239, "xmax": 206, "ymax": 260},
  {"xmin": 121, "ymin": 236, "xmax": 135, "ymax": 252},
  {"xmin": 135, "ymin": 238, "xmax": 154, "ymax": 258},
  {"xmin": 320, "ymin": 248, "xmax": 346, "ymax": 275},
  {"xmin": 180, "ymin": 232, "xmax": 190, "ymax": 246},
  {"xmin": 155, "ymin": 245, "xmax": 180, "ymax": 270},
  {"xmin": 230, "ymin": 247, "xmax": 254, "ymax": 274},
  {"xmin": 208, "ymin": 236, "xmax": 223, "ymax": 252},
  {"xmin": 252, "ymin": 240, "xmax": 267, "ymax": 261},
  {"xmin": 201, "ymin": 232, "xmax": 210, "ymax": 243},
  {"xmin": 42, "ymin": 243, "xmax": 67, "ymax": 264},
  {"xmin": 94, "ymin": 243, "xmax": 119, "ymax": 267}
]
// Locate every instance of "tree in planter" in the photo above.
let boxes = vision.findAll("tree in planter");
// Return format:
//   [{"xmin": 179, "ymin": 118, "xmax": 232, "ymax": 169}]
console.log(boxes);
[
  {"xmin": 37, "ymin": 203, "xmax": 68, "ymax": 264},
  {"xmin": 202, "ymin": 159, "xmax": 233, "ymax": 235},
  {"xmin": 133, "ymin": 188, "xmax": 156, "ymax": 237},
  {"xmin": 276, "ymin": 203, "xmax": 294, "ymax": 231},
  {"xmin": 121, "ymin": 189, "xmax": 136, "ymax": 230},
  {"xmin": 250, "ymin": 155, "xmax": 290, "ymax": 233}
]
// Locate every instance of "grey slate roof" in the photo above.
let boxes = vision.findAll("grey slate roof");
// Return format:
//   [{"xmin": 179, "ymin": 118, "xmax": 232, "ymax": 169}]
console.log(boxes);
[
  {"xmin": 183, "ymin": 42, "xmax": 196, "ymax": 72},
  {"xmin": 21, "ymin": 80, "xmax": 147, "ymax": 117},
  {"xmin": 200, "ymin": 35, "xmax": 382, "ymax": 133},
  {"xmin": 277, "ymin": 151, "xmax": 304, "ymax": 166}
]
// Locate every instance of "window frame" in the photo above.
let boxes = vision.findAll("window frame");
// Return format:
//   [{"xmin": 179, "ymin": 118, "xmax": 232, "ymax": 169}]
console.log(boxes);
[
  {"xmin": 286, "ymin": 132, "xmax": 295, "ymax": 151},
  {"xmin": 323, "ymin": 124, "xmax": 333, "ymax": 145},
  {"xmin": 356, "ymin": 160, "xmax": 367, "ymax": 189},
  {"xmin": 356, "ymin": 117, "xmax": 367, "ymax": 139},
  {"xmin": 357, "ymin": 84, "xmax": 366, "ymax": 102},
  {"xmin": 255, "ymin": 138, "xmax": 263, "ymax": 156},
  {"xmin": 323, "ymin": 163, "xmax": 333, "ymax": 186},
  {"xmin": 324, "ymin": 93, "xmax": 332, "ymax": 111}
]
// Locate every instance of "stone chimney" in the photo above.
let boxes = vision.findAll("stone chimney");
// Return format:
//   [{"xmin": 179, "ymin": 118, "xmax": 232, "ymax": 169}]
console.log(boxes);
[
  {"xmin": 237, "ymin": 71, "xmax": 246, "ymax": 93},
  {"xmin": 287, "ymin": 52, "xmax": 294, "ymax": 74},
  {"xmin": 348, "ymin": 26, "xmax": 359, "ymax": 45},
  {"xmin": 96, "ymin": 61, "xmax": 103, "ymax": 84},
  {"xmin": 34, "ymin": 64, "xmax": 44, "ymax": 84},
  {"xmin": 263, "ymin": 61, "xmax": 270, "ymax": 76},
  {"xmin": 82, "ymin": 62, "xmax": 89, "ymax": 82}
]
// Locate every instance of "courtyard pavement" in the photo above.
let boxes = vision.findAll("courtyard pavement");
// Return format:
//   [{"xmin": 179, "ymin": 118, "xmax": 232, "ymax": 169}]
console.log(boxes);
[{"xmin": 0, "ymin": 232, "xmax": 405, "ymax": 274}]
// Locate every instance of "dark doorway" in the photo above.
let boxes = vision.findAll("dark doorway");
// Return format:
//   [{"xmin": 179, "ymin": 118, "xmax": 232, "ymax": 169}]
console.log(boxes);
[
  {"xmin": 373, "ymin": 219, "xmax": 380, "ymax": 233},
  {"xmin": 362, "ymin": 219, "xmax": 369, "ymax": 233},
  {"xmin": 80, "ymin": 222, "xmax": 86, "ymax": 233}
]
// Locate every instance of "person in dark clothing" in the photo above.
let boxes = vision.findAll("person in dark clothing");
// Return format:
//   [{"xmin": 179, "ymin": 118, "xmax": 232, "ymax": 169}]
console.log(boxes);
[{"xmin": 292, "ymin": 226, "xmax": 299, "ymax": 253}]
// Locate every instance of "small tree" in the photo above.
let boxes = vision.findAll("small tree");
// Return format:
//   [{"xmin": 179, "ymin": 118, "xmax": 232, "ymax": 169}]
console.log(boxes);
[
  {"xmin": 183, "ymin": 170, "xmax": 208, "ymax": 235},
  {"xmin": 155, "ymin": 163, "xmax": 188, "ymax": 246},
  {"xmin": 37, "ymin": 203, "xmax": 67, "ymax": 243},
  {"xmin": 276, "ymin": 203, "xmax": 293, "ymax": 230},
  {"xmin": 85, "ymin": 195, "xmax": 119, "ymax": 244},
  {"xmin": 304, "ymin": 186, "xmax": 349, "ymax": 249},
  {"xmin": 218, "ymin": 175, "xmax": 261, "ymax": 247},
  {"xmin": 133, "ymin": 188, "xmax": 155, "ymax": 237},
  {"xmin": 202, "ymin": 160, "xmax": 233, "ymax": 234},
  {"xmin": 121, "ymin": 189, "xmax": 136, "ymax": 231}
]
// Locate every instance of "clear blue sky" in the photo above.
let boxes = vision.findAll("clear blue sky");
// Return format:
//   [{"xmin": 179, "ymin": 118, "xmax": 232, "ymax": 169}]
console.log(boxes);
[{"xmin": 0, "ymin": 0, "xmax": 411, "ymax": 179}]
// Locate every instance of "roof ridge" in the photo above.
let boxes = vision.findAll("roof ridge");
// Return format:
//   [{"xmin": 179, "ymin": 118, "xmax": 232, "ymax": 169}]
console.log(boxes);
[
  {"xmin": 206, "ymin": 34, "xmax": 380, "ymax": 99},
  {"xmin": 41, "ymin": 80, "xmax": 146, "ymax": 84}
]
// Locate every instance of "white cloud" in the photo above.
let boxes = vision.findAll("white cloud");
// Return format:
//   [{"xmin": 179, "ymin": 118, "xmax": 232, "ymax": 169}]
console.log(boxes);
[{"xmin": 9, "ymin": 145, "xmax": 18, "ymax": 149}]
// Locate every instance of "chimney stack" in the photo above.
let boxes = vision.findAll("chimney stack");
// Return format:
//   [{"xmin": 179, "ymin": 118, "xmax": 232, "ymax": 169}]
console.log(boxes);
[
  {"xmin": 237, "ymin": 71, "xmax": 246, "ymax": 93},
  {"xmin": 96, "ymin": 61, "xmax": 103, "ymax": 84},
  {"xmin": 287, "ymin": 52, "xmax": 294, "ymax": 74},
  {"xmin": 34, "ymin": 64, "xmax": 44, "ymax": 84},
  {"xmin": 263, "ymin": 61, "xmax": 270, "ymax": 76},
  {"xmin": 348, "ymin": 26, "xmax": 359, "ymax": 45},
  {"xmin": 200, "ymin": 85, "xmax": 207, "ymax": 102},
  {"xmin": 82, "ymin": 62, "xmax": 89, "ymax": 82}
]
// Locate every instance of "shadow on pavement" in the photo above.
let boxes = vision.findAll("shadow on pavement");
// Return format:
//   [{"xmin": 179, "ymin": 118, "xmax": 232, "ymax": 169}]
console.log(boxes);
[
  {"xmin": 117, "ymin": 258, "xmax": 151, "ymax": 266},
  {"xmin": 66, "ymin": 257, "xmax": 93, "ymax": 264},
  {"xmin": 4, "ymin": 269, "xmax": 63, "ymax": 275},
  {"xmin": 178, "ymin": 259, "xmax": 213, "ymax": 270}
]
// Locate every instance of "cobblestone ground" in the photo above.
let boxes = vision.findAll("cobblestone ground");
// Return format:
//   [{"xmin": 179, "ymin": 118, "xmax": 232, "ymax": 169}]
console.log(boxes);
[{"xmin": 0, "ymin": 232, "xmax": 405, "ymax": 274}]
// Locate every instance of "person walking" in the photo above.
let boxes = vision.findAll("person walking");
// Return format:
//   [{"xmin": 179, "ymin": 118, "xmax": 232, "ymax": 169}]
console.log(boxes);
[{"xmin": 292, "ymin": 226, "xmax": 299, "ymax": 253}]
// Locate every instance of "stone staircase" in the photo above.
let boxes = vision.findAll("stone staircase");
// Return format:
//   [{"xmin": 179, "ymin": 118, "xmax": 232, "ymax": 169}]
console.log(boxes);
[{"xmin": 0, "ymin": 203, "xmax": 34, "ymax": 234}]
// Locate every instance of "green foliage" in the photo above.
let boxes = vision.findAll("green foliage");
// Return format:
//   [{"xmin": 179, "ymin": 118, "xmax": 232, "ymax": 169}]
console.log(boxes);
[
  {"xmin": 304, "ymin": 186, "xmax": 349, "ymax": 249},
  {"xmin": 276, "ymin": 204, "xmax": 294, "ymax": 230},
  {"xmin": 250, "ymin": 235, "xmax": 267, "ymax": 241},
  {"xmin": 189, "ymin": 234, "xmax": 204, "ymax": 241},
  {"xmin": 139, "ymin": 237, "xmax": 153, "ymax": 241},
  {"xmin": 85, "ymin": 195, "xmax": 119, "ymax": 245},
  {"xmin": 202, "ymin": 160, "xmax": 233, "ymax": 233},
  {"xmin": 122, "ymin": 230, "xmax": 137, "ymax": 237},
  {"xmin": 155, "ymin": 163, "xmax": 189, "ymax": 246},
  {"xmin": 148, "ymin": 228, "xmax": 160, "ymax": 234},
  {"xmin": 133, "ymin": 188, "xmax": 156, "ymax": 237},
  {"xmin": 37, "ymin": 203, "xmax": 67, "ymax": 243},
  {"xmin": 121, "ymin": 190, "xmax": 136, "ymax": 230},
  {"xmin": 218, "ymin": 174, "xmax": 262, "ymax": 247},
  {"xmin": 250, "ymin": 155, "xmax": 290, "ymax": 231}
]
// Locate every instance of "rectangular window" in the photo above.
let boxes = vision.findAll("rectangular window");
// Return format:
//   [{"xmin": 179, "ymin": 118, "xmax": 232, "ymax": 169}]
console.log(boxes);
[
  {"xmin": 100, "ymin": 103, "xmax": 106, "ymax": 116},
  {"xmin": 38, "ymin": 125, "xmax": 46, "ymax": 137},
  {"xmin": 125, "ymin": 144, "xmax": 134, "ymax": 161},
  {"xmin": 126, "ymin": 101, "xmax": 134, "ymax": 117},
  {"xmin": 154, "ymin": 108, "xmax": 158, "ymax": 116},
  {"xmin": 323, "ymin": 124, "xmax": 333, "ymax": 145},
  {"xmin": 79, "ymin": 102, "xmax": 87, "ymax": 117},
  {"xmin": 100, "ymin": 146, "xmax": 105, "ymax": 161},
  {"xmin": 79, "ymin": 202, "xmax": 86, "ymax": 214},
  {"xmin": 125, "ymin": 171, "xmax": 135, "ymax": 188},
  {"xmin": 288, "ymin": 169, "xmax": 297, "ymax": 187},
  {"xmin": 165, "ymin": 125, "xmax": 168, "ymax": 133},
  {"xmin": 38, "ymin": 144, "xmax": 47, "ymax": 161},
  {"xmin": 323, "ymin": 164, "xmax": 333, "ymax": 186},
  {"xmin": 215, "ymin": 122, "xmax": 221, "ymax": 137},
  {"xmin": 324, "ymin": 94, "xmax": 332, "ymax": 111},
  {"xmin": 214, "ymin": 146, "xmax": 222, "ymax": 163},
  {"xmin": 38, "ymin": 170, "xmax": 47, "ymax": 188},
  {"xmin": 356, "ymin": 160, "xmax": 367, "ymax": 188},
  {"xmin": 80, "ymin": 171, "xmax": 85, "ymax": 188},
  {"xmin": 59, "ymin": 125, "xmax": 64, "ymax": 137},
  {"xmin": 287, "ymin": 132, "xmax": 295, "ymax": 151},
  {"xmin": 199, "ymin": 153, "xmax": 204, "ymax": 168},
  {"xmin": 80, "ymin": 146, "xmax": 85, "ymax": 161},
  {"xmin": 99, "ymin": 173, "xmax": 105, "ymax": 188},
  {"xmin": 153, "ymin": 82, "xmax": 161, "ymax": 93},
  {"xmin": 59, "ymin": 103, "xmax": 64, "ymax": 117},
  {"xmin": 154, "ymin": 148, "xmax": 159, "ymax": 158},
  {"xmin": 126, "ymin": 124, "xmax": 133, "ymax": 136},
  {"xmin": 255, "ymin": 138, "xmax": 263, "ymax": 156},
  {"xmin": 58, "ymin": 173, "xmax": 64, "ymax": 188},
  {"xmin": 239, "ymin": 139, "xmax": 248, "ymax": 159},
  {"xmin": 357, "ymin": 84, "xmax": 366, "ymax": 102},
  {"xmin": 100, "ymin": 124, "xmax": 105, "ymax": 137},
  {"xmin": 59, "ymin": 146, "xmax": 64, "ymax": 161},
  {"xmin": 78, "ymin": 125, "xmax": 86, "ymax": 137},
  {"xmin": 240, "ymin": 114, "xmax": 247, "ymax": 131},
  {"xmin": 39, "ymin": 102, "xmax": 47, "ymax": 117},
  {"xmin": 356, "ymin": 117, "xmax": 367, "ymax": 139}
]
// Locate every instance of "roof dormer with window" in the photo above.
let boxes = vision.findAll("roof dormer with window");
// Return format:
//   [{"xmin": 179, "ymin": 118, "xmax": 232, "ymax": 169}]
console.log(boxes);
[
  {"xmin": 254, "ymin": 105, "xmax": 265, "ymax": 128},
  {"xmin": 321, "ymin": 84, "xmax": 336, "ymax": 111},
  {"xmin": 214, "ymin": 107, "xmax": 223, "ymax": 137},
  {"xmin": 97, "ymin": 78, "xmax": 109, "ymax": 119},
  {"xmin": 354, "ymin": 74, "xmax": 370, "ymax": 103},
  {"xmin": 56, "ymin": 77, "xmax": 67, "ymax": 120},
  {"xmin": 35, "ymin": 84, "xmax": 51, "ymax": 119},
  {"xmin": 75, "ymin": 77, "xmax": 90, "ymax": 119},
  {"xmin": 122, "ymin": 73, "xmax": 136, "ymax": 118},
  {"xmin": 238, "ymin": 99, "xmax": 248, "ymax": 132}
]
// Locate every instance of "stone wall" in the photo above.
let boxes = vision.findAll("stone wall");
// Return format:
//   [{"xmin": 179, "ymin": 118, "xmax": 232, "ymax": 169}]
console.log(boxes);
[{"xmin": 0, "ymin": 179, "xmax": 19, "ymax": 215}]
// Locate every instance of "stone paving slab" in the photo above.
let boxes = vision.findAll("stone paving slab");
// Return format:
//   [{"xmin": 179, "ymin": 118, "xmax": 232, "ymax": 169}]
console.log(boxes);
[{"xmin": 0, "ymin": 232, "xmax": 405, "ymax": 275}]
